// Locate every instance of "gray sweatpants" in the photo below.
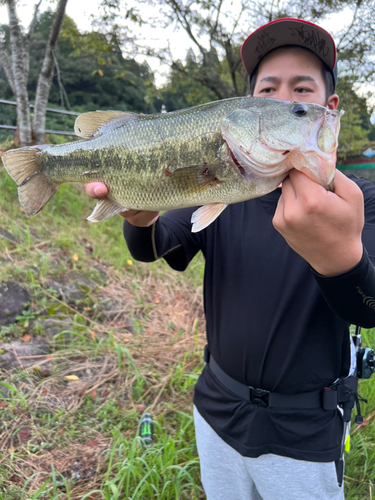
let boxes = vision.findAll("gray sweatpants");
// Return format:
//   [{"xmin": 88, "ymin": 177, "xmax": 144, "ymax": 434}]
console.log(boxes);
[{"xmin": 194, "ymin": 406, "xmax": 344, "ymax": 500}]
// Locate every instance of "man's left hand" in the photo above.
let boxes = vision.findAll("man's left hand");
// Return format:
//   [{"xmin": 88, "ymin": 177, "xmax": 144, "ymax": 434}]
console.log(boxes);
[{"xmin": 273, "ymin": 169, "xmax": 364, "ymax": 276}]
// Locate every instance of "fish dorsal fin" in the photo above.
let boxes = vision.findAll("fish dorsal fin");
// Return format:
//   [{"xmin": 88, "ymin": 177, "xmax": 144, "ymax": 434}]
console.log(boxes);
[
  {"xmin": 74, "ymin": 110, "xmax": 138, "ymax": 138},
  {"xmin": 191, "ymin": 203, "xmax": 228, "ymax": 232}
]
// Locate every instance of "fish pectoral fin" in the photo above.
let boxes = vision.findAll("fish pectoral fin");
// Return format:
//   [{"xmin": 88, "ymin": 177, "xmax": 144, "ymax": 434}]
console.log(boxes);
[
  {"xmin": 170, "ymin": 164, "xmax": 224, "ymax": 187},
  {"xmin": 191, "ymin": 203, "xmax": 228, "ymax": 232},
  {"xmin": 74, "ymin": 110, "xmax": 138, "ymax": 138},
  {"xmin": 87, "ymin": 198, "xmax": 129, "ymax": 222}
]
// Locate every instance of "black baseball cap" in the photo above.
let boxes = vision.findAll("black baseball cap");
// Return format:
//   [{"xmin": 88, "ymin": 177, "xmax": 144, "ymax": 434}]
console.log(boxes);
[{"xmin": 241, "ymin": 18, "xmax": 338, "ymax": 89}]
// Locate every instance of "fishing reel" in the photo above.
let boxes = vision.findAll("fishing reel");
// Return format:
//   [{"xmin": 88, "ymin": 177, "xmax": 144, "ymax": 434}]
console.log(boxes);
[
  {"xmin": 353, "ymin": 326, "xmax": 375, "ymax": 379},
  {"xmin": 356, "ymin": 347, "xmax": 375, "ymax": 379}
]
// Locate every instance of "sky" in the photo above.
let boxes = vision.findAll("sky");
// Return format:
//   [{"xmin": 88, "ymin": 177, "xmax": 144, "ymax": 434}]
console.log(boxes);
[{"xmin": 0, "ymin": 0, "xmax": 374, "ymax": 119}]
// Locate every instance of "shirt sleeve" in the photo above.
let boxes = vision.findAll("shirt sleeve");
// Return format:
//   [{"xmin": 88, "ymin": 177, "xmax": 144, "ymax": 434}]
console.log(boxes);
[
  {"xmin": 313, "ymin": 249, "xmax": 375, "ymax": 328},
  {"xmin": 312, "ymin": 176, "xmax": 375, "ymax": 328},
  {"xmin": 123, "ymin": 207, "xmax": 201, "ymax": 271}
]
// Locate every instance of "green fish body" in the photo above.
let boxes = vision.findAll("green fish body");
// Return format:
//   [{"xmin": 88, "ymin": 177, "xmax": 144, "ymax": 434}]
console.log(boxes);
[{"xmin": 1, "ymin": 97, "xmax": 342, "ymax": 231}]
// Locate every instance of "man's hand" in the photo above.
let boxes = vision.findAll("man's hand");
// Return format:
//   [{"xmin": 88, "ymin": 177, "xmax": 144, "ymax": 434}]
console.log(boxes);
[
  {"xmin": 273, "ymin": 169, "xmax": 364, "ymax": 276},
  {"xmin": 85, "ymin": 182, "xmax": 160, "ymax": 227}
]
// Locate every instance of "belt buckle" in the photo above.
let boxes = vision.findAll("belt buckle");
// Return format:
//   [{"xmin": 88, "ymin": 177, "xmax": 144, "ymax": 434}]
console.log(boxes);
[{"xmin": 249, "ymin": 387, "xmax": 270, "ymax": 407}]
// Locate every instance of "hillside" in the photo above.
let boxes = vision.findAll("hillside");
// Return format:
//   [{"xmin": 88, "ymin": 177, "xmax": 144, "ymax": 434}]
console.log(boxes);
[
  {"xmin": 0, "ymin": 160, "xmax": 375, "ymax": 498},
  {"xmin": 0, "ymin": 163, "xmax": 206, "ymax": 499}
]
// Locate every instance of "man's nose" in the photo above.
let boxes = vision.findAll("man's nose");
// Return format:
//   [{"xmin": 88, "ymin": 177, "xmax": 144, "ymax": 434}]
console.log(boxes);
[{"xmin": 273, "ymin": 88, "xmax": 292, "ymax": 101}]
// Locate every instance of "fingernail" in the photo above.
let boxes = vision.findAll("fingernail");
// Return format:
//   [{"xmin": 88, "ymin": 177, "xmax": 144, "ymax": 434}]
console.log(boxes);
[{"xmin": 93, "ymin": 187, "xmax": 101, "ymax": 196}]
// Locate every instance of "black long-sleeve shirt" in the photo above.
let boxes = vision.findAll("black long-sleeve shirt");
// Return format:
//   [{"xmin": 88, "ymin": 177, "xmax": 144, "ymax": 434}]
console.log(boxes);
[{"xmin": 124, "ymin": 174, "xmax": 375, "ymax": 462}]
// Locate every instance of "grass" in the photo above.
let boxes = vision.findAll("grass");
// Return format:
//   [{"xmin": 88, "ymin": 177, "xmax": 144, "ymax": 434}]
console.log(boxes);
[
  {"xmin": 0, "ymin": 159, "xmax": 205, "ymax": 499},
  {"xmin": 0, "ymin": 154, "xmax": 375, "ymax": 498}
]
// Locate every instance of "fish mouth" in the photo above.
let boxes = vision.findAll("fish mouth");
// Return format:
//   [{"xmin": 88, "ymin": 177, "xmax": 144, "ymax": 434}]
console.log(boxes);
[
  {"xmin": 288, "ymin": 113, "xmax": 340, "ymax": 188},
  {"xmin": 225, "ymin": 138, "xmax": 291, "ymax": 179}
]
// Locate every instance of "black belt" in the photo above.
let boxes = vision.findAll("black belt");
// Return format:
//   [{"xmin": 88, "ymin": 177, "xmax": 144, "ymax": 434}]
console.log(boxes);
[{"xmin": 204, "ymin": 345, "xmax": 324, "ymax": 409}]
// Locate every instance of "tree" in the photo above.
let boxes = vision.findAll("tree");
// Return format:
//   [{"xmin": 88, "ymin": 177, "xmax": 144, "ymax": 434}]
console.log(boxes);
[
  {"xmin": 336, "ymin": 76, "xmax": 375, "ymax": 160},
  {"xmin": 0, "ymin": 5, "xmax": 158, "ymax": 145},
  {"xmin": 0, "ymin": 0, "xmax": 68, "ymax": 145},
  {"xmin": 96, "ymin": 0, "xmax": 375, "ymax": 102},
  {"xmin": 160, "ymin": 50, "xmax": 218, "ymax": 111},
  {"xmin": 55, "ymin": 17, "xmax": 157, "ymax": 113}
]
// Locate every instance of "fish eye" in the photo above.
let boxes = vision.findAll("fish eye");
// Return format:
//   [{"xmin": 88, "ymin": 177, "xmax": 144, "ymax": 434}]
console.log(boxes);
[{"xmin": 292, "ymin": 103, "xmax": 308, "ymax": 117}]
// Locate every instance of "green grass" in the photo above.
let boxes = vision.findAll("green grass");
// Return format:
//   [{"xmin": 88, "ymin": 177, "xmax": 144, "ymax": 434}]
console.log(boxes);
[
  {"xmin": 0, "ymin": 159, "xmax": 206, "ymax": 499},
  {"xmin": 100, "ymin": 413, "xmax": 201, "ymax": 500},
  {"xmin": 1, "ymin": 154, "xmax": 375, "ymax": 499}
]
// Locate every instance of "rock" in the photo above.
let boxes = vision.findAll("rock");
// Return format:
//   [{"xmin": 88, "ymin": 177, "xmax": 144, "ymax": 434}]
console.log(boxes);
[
  {"xmin": 0, "ymin": 282, "xmax": 30, "ymax": 326},
  {"xmin": 47, "ymin": 280, "xmax": 85, "ymax": 302},
  {"xmin": 0, "ymin": 227, "xmax": 38, "ymax": 246},
  {"xmin": 71, "ymin": 273, "xmax": 96, "ymax": 290},
  {"xmin": 97, "ymin": 298, "xmax": 134, "ymax": 333},
  {"xmin": 0, "ymin": 338, "xmax": 50, "ymax": 370},
  {"xmin": 47, "ymin": 274, "xmax": 96, "ymax": 303},
  {"xmin": 37, "ymin": 318, "xmax": 74, "ymax": 341},
  {"xmin": 100, "ymin": 298, "xmax": 125, "ymax": 320},
  {"xmin": 28, "ymin": 227, "xmax": 40, "ymax": 241},
  {"xmin": 0, "ymin": 227, "xmax": 18, "ymax": 245},
  {"xmin": 94, "ymin": 266, "xmax": 107, "ymax": 280}
]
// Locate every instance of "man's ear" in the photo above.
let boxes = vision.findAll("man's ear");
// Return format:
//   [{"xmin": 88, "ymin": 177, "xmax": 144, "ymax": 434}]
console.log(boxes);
[{"xmin": 327, "ymin": 94, "xmax": 339, "ymax": 110}]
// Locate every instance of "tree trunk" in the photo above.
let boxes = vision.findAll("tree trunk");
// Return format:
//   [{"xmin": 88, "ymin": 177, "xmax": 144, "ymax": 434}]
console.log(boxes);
[
  {"xmin": 33, "ymin": 0, "xmax": 69, "ymax": 144},
  {"xmin": 0, "ymin": 47, "xmax": 16, "ymax": 94},
  {"xmin": 7, "ymin": 0, "xmax": 32, "ymax": 146}
]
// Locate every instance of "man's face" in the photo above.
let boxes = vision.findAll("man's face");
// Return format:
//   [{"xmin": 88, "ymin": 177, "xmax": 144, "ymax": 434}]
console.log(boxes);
[{"xmin": 253, "ymin": 47, "xmax": 338, "ymax": 110}]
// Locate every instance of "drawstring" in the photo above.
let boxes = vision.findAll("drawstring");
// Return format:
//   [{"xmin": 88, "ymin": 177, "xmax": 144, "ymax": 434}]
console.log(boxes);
[{"xmin": 354, "ymin": 392, "xmax": 367, "ymax": 425}]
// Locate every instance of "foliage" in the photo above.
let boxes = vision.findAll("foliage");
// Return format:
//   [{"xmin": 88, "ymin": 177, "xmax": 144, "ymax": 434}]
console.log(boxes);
[
  {"xmin": 0, "ymin": 10, "xmax": 159, "ymax": 142},
  {"xmin": 54, "ymin": 14, "xmax": 157, "ymax": 113},
  {"xmin": 0, "ymin": 101, "xmax": 15, "ymax": 142},
  {"xmin": 0, "ymin": 0, "xmax": 70, "ymax": 145},
  {"xmin": 337, "ymin": 76, "xmax": 375, "ymax": 160},
  {"xmin": 161, "ymin": 50, "xmax": 218, "ymax": 111}
]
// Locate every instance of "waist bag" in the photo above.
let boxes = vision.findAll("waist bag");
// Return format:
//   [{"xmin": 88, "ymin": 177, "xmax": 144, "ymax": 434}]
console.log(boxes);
[
  {"xmin": 204, "ymin": 345, "xmax": 360, "ymax": 411},
  {"xmin": 204, "ymin": 345, "xmax": 366, "ymax": 487}
]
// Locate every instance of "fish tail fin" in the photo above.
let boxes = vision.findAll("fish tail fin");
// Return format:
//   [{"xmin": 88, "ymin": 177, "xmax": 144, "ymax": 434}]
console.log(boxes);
[{"xmin": 2, "ymin": 147, "xmax": 58, "ymax": 217}]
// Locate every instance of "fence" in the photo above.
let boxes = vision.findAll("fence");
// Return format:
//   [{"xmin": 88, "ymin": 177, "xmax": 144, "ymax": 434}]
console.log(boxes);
[{"xmin": 0, "ymin": 99, "xmax": 79, "ymax": 136}]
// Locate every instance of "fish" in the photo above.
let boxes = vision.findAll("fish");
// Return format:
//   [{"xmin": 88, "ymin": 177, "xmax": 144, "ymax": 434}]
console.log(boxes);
[{"xmin": 1, "ymin": 97, "xmax": 342, "ymax": 232}]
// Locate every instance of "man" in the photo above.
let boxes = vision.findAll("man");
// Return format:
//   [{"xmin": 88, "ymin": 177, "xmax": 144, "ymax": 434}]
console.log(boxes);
[{"xmin": 86, "ymin": 19, "xmax": 375, "ymax": 499}]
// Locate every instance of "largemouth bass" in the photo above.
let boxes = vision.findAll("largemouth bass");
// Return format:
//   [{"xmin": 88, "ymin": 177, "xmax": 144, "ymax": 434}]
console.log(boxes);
[{"xmin": 1, "ymin": 97, "xmax": 342, "ymax": 232}]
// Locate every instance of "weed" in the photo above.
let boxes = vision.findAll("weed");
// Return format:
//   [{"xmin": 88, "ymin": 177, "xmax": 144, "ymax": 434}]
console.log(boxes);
[{"xmin": 15, "ymin": 309, "xmax": 40, "ymax": 328}]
